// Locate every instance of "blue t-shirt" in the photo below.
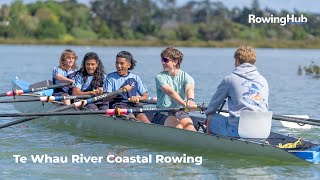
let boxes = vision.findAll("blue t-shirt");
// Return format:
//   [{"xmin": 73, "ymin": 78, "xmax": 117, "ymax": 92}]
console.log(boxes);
[
  {"xmin": 52, "ymin": 66, "xmax": 77, "ymax": 93},
  {"xmin": 73, "ymin": 73, "xmax": 107, "ymax": 92},
  {"xmin": 105, "ymin": 72, "xmax": 148, "ymax": 100}
]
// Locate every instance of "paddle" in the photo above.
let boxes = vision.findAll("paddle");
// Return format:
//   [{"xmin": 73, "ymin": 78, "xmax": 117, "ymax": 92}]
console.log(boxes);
[
  {"xmin": 0, "ymin": 95, "xmax": 93, "ymax": 103},
  {"xmin": 0, "ymin": 83, "xmax": 72, "ymax": 97},
  {"xmin": 0, "ymin": 106, "xmax": 196, "ymax": 118},
  {"xmin": 280, "ymin": 115, "xmax": 312, "ymax": 129},
  {"xmin": 128, "ymin": 97, "xmax": 157, "ymax": 104},
  {"xmin": 215, "ymin": 109, "xmax": 320, "ymax": 127},
  {"xmin": 0, "ymin": 89, "xmax": 126, "ymax": 129}
]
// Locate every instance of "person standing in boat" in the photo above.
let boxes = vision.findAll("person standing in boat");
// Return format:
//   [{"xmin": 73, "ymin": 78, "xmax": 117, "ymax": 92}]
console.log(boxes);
[
  {"xmin": 152, "ymin": 47, "xmax": 196, "ymax": 131},
  {"xmin": 52, "ymin": 49, "xmax": 78, "ymax": 105},
  {"xmin": 105, "ymin": 51, "xmax": 150, "ymax": 123},
  {"xmin": 73, "ymin": 52, "xmax": 108, "ymax": 110},
  {"xmin": 205, "ymin": 46, "xmax": 269, "ymax": 137}
]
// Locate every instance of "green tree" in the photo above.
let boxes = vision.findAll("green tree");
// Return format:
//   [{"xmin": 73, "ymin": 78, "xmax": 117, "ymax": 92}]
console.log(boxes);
[
  {"xmin": 176, "ymin": 24, "xmax": 198, "ymax": 40},
  {"xmin": 34, "ymin": 8, "xmax": 66, "ymax": 39},
  {"xmin": 7, "ymin": 0, "xmax": 28, "ymax": 37}
]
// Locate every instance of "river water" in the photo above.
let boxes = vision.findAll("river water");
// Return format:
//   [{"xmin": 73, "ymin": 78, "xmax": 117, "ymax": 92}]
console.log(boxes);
[{"xmin": 0, "ymin": 45, "xmax": 319, "ymax": 179}]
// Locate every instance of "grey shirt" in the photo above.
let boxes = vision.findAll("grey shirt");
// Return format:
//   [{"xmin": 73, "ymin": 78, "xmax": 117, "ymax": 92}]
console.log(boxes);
[{"xmin": 205, "ymin": 63, "xmax": 269, "ymax": 127}]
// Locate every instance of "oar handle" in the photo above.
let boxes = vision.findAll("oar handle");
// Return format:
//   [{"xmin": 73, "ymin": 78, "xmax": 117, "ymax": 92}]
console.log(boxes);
[
  {"xmin": 0, "ymin": 95, "xmax": 93, "ymax": 103},
  {"xmin": 0, "ymin": 83, "xmax": 72, "ymax": 97},
  {"xmin": 127, "ymin": 97, "xmax": 157, "ymax": 104},
  {"xmin": 0, "ymin": 89, "xmax": 127, "ymax": 129}
]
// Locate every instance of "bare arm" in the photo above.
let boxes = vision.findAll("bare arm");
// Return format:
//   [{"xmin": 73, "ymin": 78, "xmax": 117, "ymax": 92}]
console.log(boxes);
[
  {"xmin": 185, "ymin": 83, "xmax": 196, "ymax": 108},
  {"xmin": 185, "ymin": 83, "xmax": 194, "ymax": 100},
  {"xmin": 55, "ymin": 74, "xmax": 74, "ymax": 84},
  {"xmin": 160, "ymin": 84, "xmax": 186, "ymax": 107},
  {"xmin": 72, "ymin": 87, "xmax": 95, "ymax": 96}
]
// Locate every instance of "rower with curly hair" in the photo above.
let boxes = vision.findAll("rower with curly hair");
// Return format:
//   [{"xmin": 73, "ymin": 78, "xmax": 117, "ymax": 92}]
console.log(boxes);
[{"xmin": 72, "ymin": 52, "xmax": 108, "ymax": 110}]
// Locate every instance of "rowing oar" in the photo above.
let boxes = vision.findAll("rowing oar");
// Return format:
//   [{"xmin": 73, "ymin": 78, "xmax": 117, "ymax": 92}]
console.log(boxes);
[
  {"xmin": 0, "ymin": 95, "xmax": 93, "ymax": 103},
  {"xmin": 0, "ymin": 107, "xmax": 196, "ymax": 118},
  {"xmin": 0, "ymin": 89, "xmax": 126, "ymax": 129},
  {"xmin": 216, "ymin": 109, "xmax": 320, "ymax": 126},
  {"xmin": 128, "ymin": 97, "xmax": 157, "ymax": 104},
  {"xmin": 0, "ymin": 83, "xmax": 72, "ymax": 97}
]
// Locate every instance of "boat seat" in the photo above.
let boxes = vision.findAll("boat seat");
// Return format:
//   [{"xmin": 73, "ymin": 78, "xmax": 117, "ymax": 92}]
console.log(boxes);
[{"xmin": 238, "ymin": 110, "xmax": 273, "ymax": 139}]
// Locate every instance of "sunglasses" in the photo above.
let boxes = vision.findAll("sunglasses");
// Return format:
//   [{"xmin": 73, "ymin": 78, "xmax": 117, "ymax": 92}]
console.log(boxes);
[{"xmin": 161, "ymin": 57, "xmax": 171, "ymax": 63}]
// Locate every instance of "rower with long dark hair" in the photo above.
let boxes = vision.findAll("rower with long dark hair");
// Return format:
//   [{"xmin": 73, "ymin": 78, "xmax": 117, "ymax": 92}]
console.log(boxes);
[{"xmin": 72, "ymin": 52, "xmax": 108, "ymax": 110}]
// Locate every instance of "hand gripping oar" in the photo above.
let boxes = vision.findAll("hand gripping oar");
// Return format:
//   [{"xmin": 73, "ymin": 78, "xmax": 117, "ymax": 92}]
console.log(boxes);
[
  {"xmin": 0, "ymin": 95, "xmax": 93, "ymax": 103},
  {"xmin": 0, "ymin": 89, "xmax": 126, "ymax": 129},
  {"xmin": 0, "ymin": 83, "xmax": 72, "ymax": 97}
]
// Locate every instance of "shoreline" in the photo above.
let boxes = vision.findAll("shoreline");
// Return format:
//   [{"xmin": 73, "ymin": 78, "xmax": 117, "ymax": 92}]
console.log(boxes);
[{"xmin": 1, "ymin": 38, "xmax": 320, "ymax": 49}]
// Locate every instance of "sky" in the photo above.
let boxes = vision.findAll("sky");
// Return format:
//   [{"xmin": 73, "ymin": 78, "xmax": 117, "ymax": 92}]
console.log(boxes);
[{"xmin": 0, "ymin": 0, "xmax": 319, "ymax": 13}]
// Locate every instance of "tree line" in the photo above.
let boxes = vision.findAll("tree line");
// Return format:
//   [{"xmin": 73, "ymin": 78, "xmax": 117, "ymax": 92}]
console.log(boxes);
[{"xmin": 0, "ymin": 0, "xmax": 319, "ymax": 43}]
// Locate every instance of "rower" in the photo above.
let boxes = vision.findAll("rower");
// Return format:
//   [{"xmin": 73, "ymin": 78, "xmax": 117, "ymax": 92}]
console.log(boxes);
[
  {"xmin": 151, "ymin": 47, "xmax": 197, "ymax": 131},
  {"xmin": 52, "ymin": 49, "xmax": 78, "ymax": 105},
  {"xmin": 205, "ymin": 46, "xmax": 269, "ymax": 137},
  {"xmin": 105, "ymin": 51, "xmax": 150, "ymax": 123},
  {"xmin": 72, "ymin": 52, "xmax": 108, "ymax": 110}
]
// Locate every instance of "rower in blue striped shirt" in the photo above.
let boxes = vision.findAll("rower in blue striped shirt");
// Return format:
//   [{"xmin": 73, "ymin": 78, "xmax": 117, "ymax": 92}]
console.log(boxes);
[
  {"xmin": 52, "ymin": 49, "xmax": 78, "ymax": 105},
  {"xmin": 105, "ymin": 51, "xmax": 150, "ymax": 123},
  {"xmin": 73, "ymin": 52, "xmax": 108, "ymax": 110}
]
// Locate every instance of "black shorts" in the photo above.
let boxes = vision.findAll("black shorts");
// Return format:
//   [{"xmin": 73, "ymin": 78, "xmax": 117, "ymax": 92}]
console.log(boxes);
[
  {"xmin": 152, "ymin": 111, "xmax": 190, "ymax": 125},
  {"xmin": 152, "ymin": 112, "xmax": 170, "ymax": 125}
]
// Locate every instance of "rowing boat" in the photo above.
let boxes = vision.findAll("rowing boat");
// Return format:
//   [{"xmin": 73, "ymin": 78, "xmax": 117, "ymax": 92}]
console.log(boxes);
[{"xmin": 10, "ymin": 76, "xmax": 320, "ymax": 164}]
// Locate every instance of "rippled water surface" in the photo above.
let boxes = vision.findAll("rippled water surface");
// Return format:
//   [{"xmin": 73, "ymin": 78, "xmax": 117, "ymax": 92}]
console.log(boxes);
[{"xmin": 0, "ymin": 45, "xmax": 319, "ymax": 179}]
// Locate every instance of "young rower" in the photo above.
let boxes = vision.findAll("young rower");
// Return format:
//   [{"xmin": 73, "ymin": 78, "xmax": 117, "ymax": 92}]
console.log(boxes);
[
  {"xmin": 73, "ymin": 52, "xmax": 108, "ymax": 110},
  {"xmin": 151, "ymin": 47, "xmax": 196, "ymax": 131},
  {"xmin": 205, "ymin": 46, "xmax": 269, "ymax": 137},
  {"xmin": 105, "ymin": 51, "xmax": 150, "ymax": 123},
  {"xmin": 52, "ymin": 49, "xmax": 78, "ymax": 105}
]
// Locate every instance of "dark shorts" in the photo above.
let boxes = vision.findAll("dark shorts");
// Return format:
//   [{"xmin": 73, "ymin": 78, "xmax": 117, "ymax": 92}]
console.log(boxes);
[
  {"xmin": 52, "ymin": 92, "xmax": 68, "ymax": 97},
  {"xmin": 85, "ymin": 103, "xmax": 109, "ymax": 110},
  {"xmin": 152, "ymin": 112, "xmax": 170, "ymax": 125},
  {"xmin": 152, "ymin": 111, "xmax": 190, "ymax": 125}
]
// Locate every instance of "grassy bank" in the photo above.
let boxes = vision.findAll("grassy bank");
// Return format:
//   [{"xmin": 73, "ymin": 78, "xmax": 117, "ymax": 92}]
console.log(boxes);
[{"xmin": 1, "ymin": 38, "xmax": 320, "ymax": 48}]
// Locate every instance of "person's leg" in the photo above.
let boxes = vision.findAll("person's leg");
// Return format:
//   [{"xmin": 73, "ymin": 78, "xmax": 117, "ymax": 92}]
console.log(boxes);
[
  {"xmin": 175, "ymin": 111, "xmax": 196, "ymax": 131},
  {"xmin": 52, "ymin": 92, "xmax": 71, "ymax": 105},
  {"xmin": 180, "ymin": 118, "xmax": 196, "ymax": 131},
  {"xmin": 208, "ymin": 113, "xmax": 238, "ymax": 137},
  {"xmin": 151, "ymin": 113, "xmax": 168, "ymax": 125},
  {"xmin": 164, "ymin": 116, "xmax": 183, "ymax": 129},
  {"xmin": 85, "ymin": 103, "xmax": 98, "ymax": 110},
  {"xmin": 61, "ymin": 93, "xmax": 71, "ymax": 105},
  {"xmin": 136, "ymin": 113, "xmax": 150, "ymax": 123}
]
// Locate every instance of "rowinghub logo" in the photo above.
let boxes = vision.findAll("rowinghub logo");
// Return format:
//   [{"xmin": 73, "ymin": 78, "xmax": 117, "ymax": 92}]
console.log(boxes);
[{"xmin": 248, "ymin": 14, "xmax": 308, "ymax": 26}]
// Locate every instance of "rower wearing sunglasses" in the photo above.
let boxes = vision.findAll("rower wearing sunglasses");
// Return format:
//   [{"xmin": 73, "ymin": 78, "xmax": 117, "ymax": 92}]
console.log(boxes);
[{"xmin": 152, "ymin": 47, "xmax": 196, "ymax": 131}]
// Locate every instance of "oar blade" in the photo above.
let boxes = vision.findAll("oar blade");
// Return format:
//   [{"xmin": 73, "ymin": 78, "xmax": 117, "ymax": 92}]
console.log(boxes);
[{"xmin": 280, "ymin": 115, "xmax": 312, "ymax": 129}]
